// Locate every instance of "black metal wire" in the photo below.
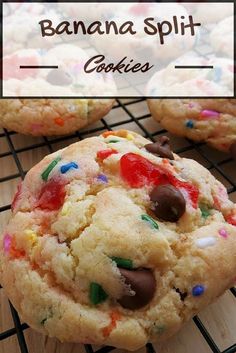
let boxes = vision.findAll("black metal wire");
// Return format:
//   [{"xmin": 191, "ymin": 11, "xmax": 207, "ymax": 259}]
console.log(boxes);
[
  {"xmin": 146, "ymin": 343, "xmax": 156, "ymax": 353},
  {"xmin": 9, "ymin": 302, "xmax": 29, "ymax": 353},
  {"xmin": 0, "ymin": 98, "xmax": 235, "ymax": 353},
  {"xmin": 85, "ymin": 344, "xmax": 95, "ymax": 353},
  {"xmin": 193, "ymin": 316, "xmax": 221, "ymax": 353},
  {"xmin": 0, "ymin": 324, "xmax": 28, "ymax": 341},
  {"xmin": 222, "ymin": 345, "xmax": 236, "ymax": 353},
  {"xmin": 95, "ymin": 346, "xmax": 115, "ymax": 353}
]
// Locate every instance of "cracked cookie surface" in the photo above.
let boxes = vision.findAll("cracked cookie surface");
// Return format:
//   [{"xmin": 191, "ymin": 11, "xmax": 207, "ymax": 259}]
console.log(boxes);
[{"xmin": 1, "ymin": 130, "xmax": 236, "ymax": 350}]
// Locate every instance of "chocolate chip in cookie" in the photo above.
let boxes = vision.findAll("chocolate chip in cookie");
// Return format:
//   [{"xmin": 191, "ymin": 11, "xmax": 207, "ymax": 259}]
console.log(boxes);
[
  {"xmin": 230, "ymin": 141, "xmax": 236, "ymax": 160},
  {"xmin": 145, "ymin": 136, "xmax": 174, "ymax": 160},
  {"xmin": 118, "ymin": 268, "xmax": 156, "ymax": 310},
  {"xmin": 47, "ymin": 69, "xmax": 73, "ymax": 86},
  {"xmin": 150, "ymin": 184, "xmax": 186, "ymax": 222}
]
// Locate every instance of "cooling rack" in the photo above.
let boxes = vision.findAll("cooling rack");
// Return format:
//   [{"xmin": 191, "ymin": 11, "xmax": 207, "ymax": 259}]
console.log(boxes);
[{"xmin": 0, "ymin": 98, "xmax": 235, "ymax": 353}]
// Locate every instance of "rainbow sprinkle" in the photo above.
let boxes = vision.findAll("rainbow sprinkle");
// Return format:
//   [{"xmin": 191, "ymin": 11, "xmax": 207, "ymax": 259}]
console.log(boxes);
[
  {"xmin": 60, "ymin": 162, "xmax": 79, "ymax": 174},
  {"xmin": 108, "ymin": 140, "xmax": 120, "ymax": 143},
  {"xmin": 111, "ymin": 257, "xmax": 133, "ymax": 269},
  {"xmin": 126, "ymin": 133, "xmax": 134, "ymax": 141},
  {"xmin": 192, "ymin": 285, "xmax": 205, "ymax": 297},
  {"xmin": 89, "ymin": 283, "xmax": 108, "ymax": 305},
  {"xmin": 141, "ymin": 214, "xmax": 159, "ymax": 230},
  {"xmin": 185, "ymin": 120, "xmax": 194, "ymax": 129},
  {"xmin": 41, "ymin": 156, "xmax": 61, "ymax": 181},
  {"xmin": 200, "ymin": 207, "xmax": 210, "ymax": 219},
  {"xmin": 102, "ymin": 311, "xmax": 121, "ymax": 338},
  {"xmin": 54, "ymin": 118, "xmax": 65, "ymax": 126},
  {"xmin": 218, "ymin": 228, "xmax": 228, "ymax": 238},
  {"xmin": 3, "ymin": 234, "xmax": 12, "ymax": 253},
  {"xmin": 195, "ymin": 237, "xmax": 216, "ymax": 249},
  {"xmin": 25, "ymin": 230, "xmax": 37, "ymax": 245},
  {"xmin": 200, "ymin": 110, "xmax": 220, "ymax": 120},
  {"xmin": 97, "ymin": 174, "xmax": 108, "ymax": 183}
]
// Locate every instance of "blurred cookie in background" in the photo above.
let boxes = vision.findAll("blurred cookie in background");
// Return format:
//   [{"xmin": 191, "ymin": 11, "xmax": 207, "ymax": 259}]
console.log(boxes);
[
  {"xmin": 210, "ymin": 17, "xmax": 233, "ymax": 58},
  {"xmin": 148, "ymin": 99, "xmax": 236, "ymax": 154}
]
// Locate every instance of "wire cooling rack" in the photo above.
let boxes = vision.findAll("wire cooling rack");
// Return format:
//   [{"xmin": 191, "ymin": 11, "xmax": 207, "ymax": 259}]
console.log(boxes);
[{"xmin": 0, "ymin": 98, "xmax": 236, "ymax": 353}]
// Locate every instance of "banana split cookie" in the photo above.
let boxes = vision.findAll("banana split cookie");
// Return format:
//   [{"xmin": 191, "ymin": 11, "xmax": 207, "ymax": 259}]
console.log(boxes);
[
  {"xmin": 0, "ymin": 98, "xmax": 114, "ymax": 136},
  {"xmin": 148, "ymin": 99, "xmax": 236, "ymax": 153},
  {"xmin": 147, "ymin": 56, "xmax": 233, "ymax": 97},
  {"xmin": 1, "ymin": 45, "xmax": 115, "ymax": 136},
  {"xmin": 1, "ymin": 130, "xmax": 236, "ymax": 350}
]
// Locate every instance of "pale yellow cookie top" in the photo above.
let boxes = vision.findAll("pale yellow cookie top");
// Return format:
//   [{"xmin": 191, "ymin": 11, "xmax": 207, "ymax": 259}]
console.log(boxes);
[{"xmin": 0, "ymin": 130, "xmax": 236, "ymax": 350}]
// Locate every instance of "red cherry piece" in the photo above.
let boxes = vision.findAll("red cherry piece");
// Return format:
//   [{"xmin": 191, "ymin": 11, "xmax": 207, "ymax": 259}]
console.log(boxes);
[
  {"xmin": 11, "ymin": 182, "xmax": 22, "ymax": 211},
  {"xmin": 120, "ymin": 153, "xmax": 199, "ymax": 207},
  {"xmin": 226, "ymin": 213, "xmax": 236, "ymax": 226},
  {"xmin": 168, "ymin": 175, "xmax": 199, "ymax": 209},
  {"xmin": 120, "ymin": 153, "xmax": 168, "ymax": 188},
  {"xmin": 97, "ymin": 149, "xmax": 118, "ymax": 161},
  {"xmin": 37, "ymin": 179, "xmax": 66, "ymax": 211}
]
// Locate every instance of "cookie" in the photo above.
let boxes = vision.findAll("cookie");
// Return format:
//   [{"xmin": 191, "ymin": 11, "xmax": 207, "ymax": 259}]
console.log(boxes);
[
  {"xmin": 2, "ymin": 44, "xmax": 115, "ymax": 135},
  {"xmin": 3, "ymin": 2, "xmax": 44, "ymax": 17},
  {"xmin": 147, "ymin": 55, "xmax": 234, "ymax": 97},
  {"xmin": 210, "ymin": 17, "xmax": 233, "ymax": 58},
  {"xmin": 3, "ymin": 5, "xmax": 63, "ymax": 55},
  {"xmin": 58, "ymin": 2, "xmax": 114, "ymax": 23},
  {"xmin": 183, "ymin": 3, "xmax": 232, "ymax": 24},
  {"xmin": 148, "ymin": 99, "xmax": 236, "ymax": 152},
  {"xmin": 3, "ymin": 45, "xmax": 117, "ymax": 98},
  {"xmin": 0, "ymin": 98, "xmax": 114, "ymax": 136},
  {"xmin": 91, "ymin": 3, "xmax": 196, "ymax": 63},
  {"xmin": 1, "ymin": 130, "xmax": 236, "ymax": 350}
]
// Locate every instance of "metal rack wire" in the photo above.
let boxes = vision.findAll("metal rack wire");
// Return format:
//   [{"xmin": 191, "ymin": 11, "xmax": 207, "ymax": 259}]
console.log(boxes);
[{"xmin": 0, "ymin": 98, "xmax": 235, "ymax": 353}]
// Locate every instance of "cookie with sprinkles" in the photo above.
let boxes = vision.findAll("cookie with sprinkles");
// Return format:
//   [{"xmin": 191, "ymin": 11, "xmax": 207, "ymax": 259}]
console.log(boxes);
[
  {"xmin": 1, "ymin": 130, "xmax": 236, "ymax": 351},
  {"xmin": 0, "ymin": 98, "xmax": 114, "ymax": 136},
  {"xmin": 1, "ymin": 45, "xmax": 115, "ymax": 136},
  {"xmin": 148, "ymin": 99, "xmax": 236, "ymax": 153}
]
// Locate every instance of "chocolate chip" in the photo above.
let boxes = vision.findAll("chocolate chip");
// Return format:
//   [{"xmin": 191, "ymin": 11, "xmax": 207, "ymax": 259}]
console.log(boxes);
[
  {"xmin": 118, "ymin": 268, "xmax": 156, "ymax": 310},
  {"xmin": 150, "ymin": 184, "xmax": 186, "ymax": 222},
  {"xmin": 145, "ymin": 136, "xmax": 174, "ymax": 160},
  {"xmin": 46, "ymin": 69, "xmax": 73, "ymax": 86},
  {"xmin": 175, "ymin": 288, "xmax": 187, "ymax": 301},
  {"xmin": 230, "ymin": 141, "xmax": 236, "ymax": 160}
]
